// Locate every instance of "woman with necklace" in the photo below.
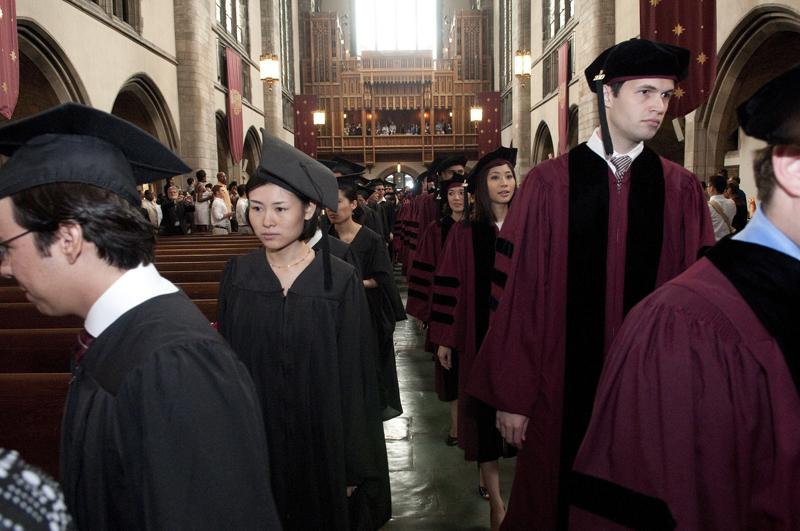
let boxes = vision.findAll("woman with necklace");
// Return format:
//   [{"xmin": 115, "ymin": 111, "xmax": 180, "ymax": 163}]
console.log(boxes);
[
  {"xmin": 428, "ymin": 146, "xmax": 519, "ymax": 531},
  {"xmin": 217, "ymin": 134, "xmax": 390, "ymax": 530},
  {"xmin": 328, "ymin": 183, "xmax": 406, "ymax": 421}
]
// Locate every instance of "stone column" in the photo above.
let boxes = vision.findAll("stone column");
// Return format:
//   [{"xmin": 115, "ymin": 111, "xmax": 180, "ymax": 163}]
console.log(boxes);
[
  {"xmin": 260, "ymin": 0, "xmax": 284, "ymax": 136},
  {"xmin": 173, "ymin": 0, "xmax": 218, "ymax": 173},
  {"xmin": 511, "ymin": 0, "xmax": 532, "ymax": 175},
  {"xmin": 575, "ymin": 0, "xmax": 616, "ymax": 142}
]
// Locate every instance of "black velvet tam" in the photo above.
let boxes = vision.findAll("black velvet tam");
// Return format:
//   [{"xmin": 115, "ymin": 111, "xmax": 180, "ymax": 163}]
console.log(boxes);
[
  {"xmin": 584, "ymin": 39, "xmax": 690, "ymax": 93},
  {"xmin": 738, "ymin": 63, "xmax": 800, "ymax": 145}
]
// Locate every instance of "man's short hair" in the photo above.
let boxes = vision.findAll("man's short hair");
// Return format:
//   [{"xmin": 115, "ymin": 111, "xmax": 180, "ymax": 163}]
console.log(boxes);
[
  {"xmin": 196, "ymin": 169, "xmax": 207, "ymax": 181},
  {"xmin": 753, "ymin": 145, "xmax": 778, "ymax": 206},
  {"xmin": 187, "ymin": 177, "xmax": 195, "ymax": 187},
  {"xmin": 11, "ymin": 183, "xmax": 155, "ymax": 269},
  {"xmin": 710, "ymin": 174, "xmax": 727, "ymax": 194}
]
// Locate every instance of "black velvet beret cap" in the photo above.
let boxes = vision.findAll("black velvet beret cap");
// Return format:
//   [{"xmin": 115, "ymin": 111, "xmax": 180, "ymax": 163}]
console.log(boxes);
[
  {"xmin": 584, "ymin": 39, "xmax": 690, "ymax": 93},
  {"xmin": 738, "ymin": 63, "xmax": 800, "ymax": 145}
]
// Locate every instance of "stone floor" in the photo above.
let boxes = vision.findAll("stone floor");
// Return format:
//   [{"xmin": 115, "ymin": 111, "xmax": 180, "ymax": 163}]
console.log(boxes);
[{"xmin": 382, "ymin": 271, "xmax": 516, "ymax": 530}]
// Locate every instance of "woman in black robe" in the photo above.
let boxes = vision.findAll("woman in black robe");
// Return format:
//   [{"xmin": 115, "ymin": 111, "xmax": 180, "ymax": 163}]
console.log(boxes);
[
  {"xmin": 217, "ymin": 134, "xmax": 390, "ymax": 530},
  {"xmin": 328, "ymin": 184, "xmax": 406, "ymax": 420}
]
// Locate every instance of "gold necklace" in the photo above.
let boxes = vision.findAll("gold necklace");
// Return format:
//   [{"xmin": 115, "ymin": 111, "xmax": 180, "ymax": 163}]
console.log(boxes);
[{"xmin": 268, "ymin": 247, "xmax": 312, "ymax": 269}]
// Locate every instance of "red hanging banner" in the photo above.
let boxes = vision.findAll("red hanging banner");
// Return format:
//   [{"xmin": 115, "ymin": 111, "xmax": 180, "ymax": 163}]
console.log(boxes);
[
  {"xmin": 225, "ymin": 47, "xmax": 244, "ymax": 164},
  {"xmin": 476, "ymin": 91, "xmax": 500, "ymax": 158},
  {"xmin": 0, "ymin": 0, "xmax": 19, "ymax": 120},
  {"xmin": 557, "ymin": 40, "xmax": 570, "ymax": 155},
  {"xmin": 640, "ymin": 0, "xmax": 716, "ymax": 117},
  {"xmin": 294, "ymin": 94, "xmax": 318, "ymax": 158}
]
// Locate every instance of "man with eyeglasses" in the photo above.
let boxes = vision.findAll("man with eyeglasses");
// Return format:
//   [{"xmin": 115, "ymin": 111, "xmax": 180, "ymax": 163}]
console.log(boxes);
[{"xmin": 0, "ymin": 103, "xmax": 280, "ymax": 530}]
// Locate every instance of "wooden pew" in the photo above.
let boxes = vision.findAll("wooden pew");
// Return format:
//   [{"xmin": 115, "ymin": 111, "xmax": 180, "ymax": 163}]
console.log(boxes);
[
  {"xmin": 0, "ymin": 282, "xmax": 220, "ymax": 303},
  {"xmin": 0, "ymin": 372, "xmax": 71, "ymax": 477}
]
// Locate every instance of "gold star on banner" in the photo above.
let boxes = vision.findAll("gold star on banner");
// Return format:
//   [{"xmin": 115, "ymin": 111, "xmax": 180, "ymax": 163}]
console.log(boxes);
[
  {"xmin": 674, "ymin": 87, "xmax": 685, "ymax": 99},
  {"xmin": 9, "ymin": 51, "xmax": 16, "ymax": 61},
  {"xmin": 0, "ymin": 7, "xmax": 4, "ymax": 18},
  {"xmin": 1, "ymin": 82, "xmax": 7, "ymax": 94},
  {"xmin": 696, "ymin": 52, "xmax": 707, "ymax": 64},
  {"xmin": 672, "ymin": 23, "xmax": 685, "ymax": 36},
  {"xmin": 650, "ymin": 0, "xmax": 661, "ymax": 5}
]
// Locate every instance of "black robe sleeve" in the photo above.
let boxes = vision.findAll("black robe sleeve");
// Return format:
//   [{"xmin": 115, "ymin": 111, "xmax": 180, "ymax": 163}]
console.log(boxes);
[{"xmin": 114, "ymin": 343, "xmax": 281, "ymax": 530}]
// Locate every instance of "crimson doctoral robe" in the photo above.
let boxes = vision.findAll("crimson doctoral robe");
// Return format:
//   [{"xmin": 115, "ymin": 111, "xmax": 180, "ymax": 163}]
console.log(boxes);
[
  {"xmin": 570, "ymin": 238, "xmax": 800, "ymax": 530},
  {"xmin": 468, "ymin": 143, "xmax": 714, "ymax": 529}
]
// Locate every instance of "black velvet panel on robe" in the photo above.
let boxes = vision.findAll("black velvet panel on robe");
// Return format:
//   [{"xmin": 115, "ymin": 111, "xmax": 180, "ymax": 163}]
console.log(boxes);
[
  {"xmin": 61, "ymin": 292, "xmax": 280, "ymax": 530},
  {"xmin": 560, "ymin": 143, "xmax": 664, "ymax": 528},
  {"xmin": 707, "ymin": 238, "xmax": 800, "ymax": 394},
  {"xmin": 218, "ymin": 251, "xmax": 390, "ymax": 530}
]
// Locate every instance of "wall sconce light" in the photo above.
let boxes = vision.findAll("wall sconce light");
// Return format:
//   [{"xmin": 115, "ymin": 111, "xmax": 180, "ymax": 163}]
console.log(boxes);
[
  {"xmin": 259, "ymin": 54, "xmax": 280, "ymax": 88},
  {"xmin": 448, "ymin": 111, "xmax": 453, "ymax": 117},
  {"xmin": 423, "ymin": 111, "xmax": 429, "ymax": 120},
  {"xmin": 514, "ymin": 50, "xmax": 532, "ymax": 87},
  {"xmin": 343, "ymin": 113, "xmax": 348, "ymax": 119},
  {"xmin": 470, "ymin": 106, "xmax": 483, "ymax": 123},
  {"xmin": 313, "ymin": 109, "xmax": 326, "ymax": 125},
  {"xmin": 396, "ymin": 163, "xmax": 401, "ymax": 173},
  {"xmin": 367, "ymin": 112, "xmax": 373, "ymax": 120}
]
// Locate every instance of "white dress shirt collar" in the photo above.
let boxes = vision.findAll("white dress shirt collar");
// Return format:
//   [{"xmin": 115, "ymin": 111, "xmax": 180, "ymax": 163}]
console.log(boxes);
[
  {"xmin": 586, "ymin": 128, "xmax": 645, "ymax": 172},
  {"xmin": 84, "ymin": 263, "xmax": 179, "ymax": 337}
]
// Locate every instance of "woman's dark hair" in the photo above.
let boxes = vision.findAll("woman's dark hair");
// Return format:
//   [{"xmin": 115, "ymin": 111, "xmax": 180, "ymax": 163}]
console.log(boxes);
[
  {"xmin": 246, "ymin": 176, "xmax": 319, "ymax": 241},
  {"xmin": 471, "ymin": 159, "xmax": 516, "ymax": 224},
  {"xmin": 11, "ymin": 183, "xmax": 155, "ymax": 269},
  {"xmin": 237, "ymin": 184, "xmax": 246, "ymax": 196}
]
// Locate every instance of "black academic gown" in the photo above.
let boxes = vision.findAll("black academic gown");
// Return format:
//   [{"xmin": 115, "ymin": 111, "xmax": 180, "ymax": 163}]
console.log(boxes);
[
  {"xmin": 218, "ymin": 250, "xmax": 391, "ymax": 530},
  {"xmin": 337, "ymin": 226, "xmax": 406, "ymax": 420},
  {"xmin": 61, "ymin": 292, "xmax": 280, "ymax": 530}
]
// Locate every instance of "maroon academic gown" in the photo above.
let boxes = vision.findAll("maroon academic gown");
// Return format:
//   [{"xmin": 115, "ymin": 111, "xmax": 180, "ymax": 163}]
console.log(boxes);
[
  {"xmin": 570, "ymin": 238, "xmax": 800, "ymax": 530},
  {"xmin": 467, "ymin": 143, "xmax": 715, "ymax": 529},
  {"xmin": 429, "ymin": 221, "xmax": 511, "ymax": 462},
  {"xmin": 405, "ymin": 193, "xmax": 439, "ymax": 276},
  {"xmin": 394, "ymin": 199, "xmax": 413, "ymax": 270},
  {"xmin": 406, "ymin": 217, "xmax": 458, "ymax": 401}
]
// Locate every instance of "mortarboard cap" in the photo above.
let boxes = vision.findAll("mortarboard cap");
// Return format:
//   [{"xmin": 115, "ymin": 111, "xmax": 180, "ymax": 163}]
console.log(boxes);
[
  {"xmin": 322, "ymin": 156, "xmax": 366, "ymax": 179},
  {"xmin": 466, "ymin": 146, "xmax": 517, "ymax": 193},
  {"xmin": 336, "ymin": 173, "xmax": 367, "ymax": 191},
  {"xmin": 584, "ymin": 39, "xmax": 690, "ymax": 93},
  {"xmin": 433, "ymin": 153, "xmax": 468, "ymax": 177},
  {"xmin": 0, "ymin": 103, "xmax": 190, "ymax": 205},
  {"xmin": 737, "ymin": 63, "xmax": 800, "ymax": 146},
  {"xmin": 251, "ymin": 131, "xmax": 339, "ymax": 212}
]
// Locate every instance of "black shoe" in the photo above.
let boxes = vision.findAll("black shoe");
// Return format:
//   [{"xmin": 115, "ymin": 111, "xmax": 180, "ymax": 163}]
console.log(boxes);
[
  {"xmin": 478, "ymin": 486, "xmax": 490, "ymax": 500},
  {"xmin": 445, "ymin": 435, "xmax": 458, "ymax": 446}
]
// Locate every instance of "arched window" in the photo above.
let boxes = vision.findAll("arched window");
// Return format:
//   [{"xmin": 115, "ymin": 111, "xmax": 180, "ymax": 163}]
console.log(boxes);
[
  {"xmin": 355, "ymin": 0, "xmax": 436, "ymax": 57},
  {"xmin": 89, "ymin": 0, "xmax": 141, "ymax": 31}
]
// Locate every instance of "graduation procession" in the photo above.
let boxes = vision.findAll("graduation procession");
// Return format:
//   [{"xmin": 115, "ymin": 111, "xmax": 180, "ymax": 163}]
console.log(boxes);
[{"xmin": 0, "ymin": 1, "xmax": 798, "ymax": 530}]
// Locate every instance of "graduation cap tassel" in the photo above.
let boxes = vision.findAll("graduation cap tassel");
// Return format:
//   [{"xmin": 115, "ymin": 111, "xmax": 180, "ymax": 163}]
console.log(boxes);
[
  {"xmin": 594, "ymin": 73, "xmax": 614, "ymax": 157},
  {"xmin": 300, "ymin": 162, "xmax": 334, "ymax": 290}
]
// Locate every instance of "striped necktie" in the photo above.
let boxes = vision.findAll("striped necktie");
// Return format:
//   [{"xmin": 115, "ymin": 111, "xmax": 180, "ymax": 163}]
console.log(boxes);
[
  {"xmin": 610, "ymin": 155, "xmax": 632, "ymax": 191},
  {"xmin": 73, "ymin": 329, "xmax": 95, "ymax": 365}
]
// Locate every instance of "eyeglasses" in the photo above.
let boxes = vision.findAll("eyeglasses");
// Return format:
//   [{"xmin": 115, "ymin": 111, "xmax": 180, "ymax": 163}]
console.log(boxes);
[{"xmin": 0, "ymin": 230, "xmax": 32, "ymax": 262}]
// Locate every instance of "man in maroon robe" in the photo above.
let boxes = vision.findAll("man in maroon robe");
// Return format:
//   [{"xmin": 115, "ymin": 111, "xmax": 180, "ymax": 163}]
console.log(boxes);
[
  {"xmin": 570, "ymin": 63, "xmax": 800, "ymax": 531},
  {"xmin": 467, "ymin": 39, "xmax": 715, "ymax": 530}
]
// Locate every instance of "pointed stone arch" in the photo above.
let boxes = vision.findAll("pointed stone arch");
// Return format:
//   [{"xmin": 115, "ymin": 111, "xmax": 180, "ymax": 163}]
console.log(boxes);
[
  {"xmin": 112, "ymin": 74, "xmax": 179, "ymax": 151},
  {"xmin": 696, "ymin": 5, "xmax": 800, "ymax": 179},
  {"xmin": 10, "ymin": 18, "xmax": 89, "ymax": 121},
  {"xmin": 532, "ymin": 121, "xmax": 555, "ymax": 166},
  {"xmin": 241, "ymin": 127, "xmax": 262, "ymax": 183},
  {"xmin": 216, "ymin": 111, "xmax": 232, "ymax": 177}
]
